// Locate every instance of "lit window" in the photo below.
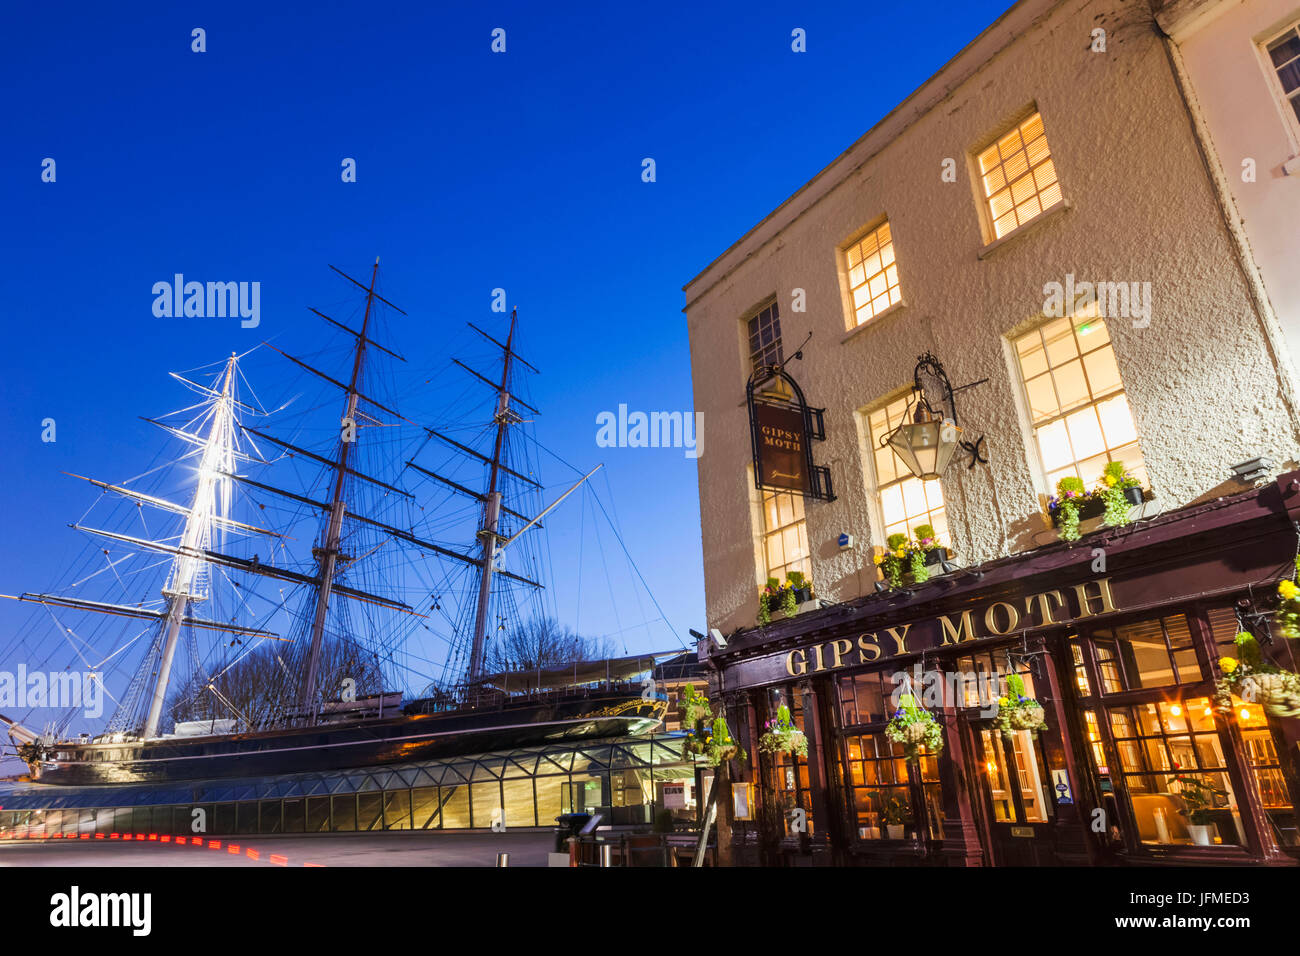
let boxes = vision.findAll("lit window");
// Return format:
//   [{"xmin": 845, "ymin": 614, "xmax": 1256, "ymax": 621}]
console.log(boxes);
[
  {"xmin": 977, "ymin": 112, "xmax": 1063, "ymax": 240},
  {"xmin": 866, "ymin": 394, "xmax": 949, "ymax": 545},
  {"xmin": 1013, "ymin": 312, "xmax": 1146, "ymax": 489},
  {"xmin": 1266, "ymin": 23, "xmax": 1300, "ymax": 127},
  {"xmin": 845, "ymin": 221, "xmax": 901, "ymax": 327},
  {"xmin": 746, "ymin": 300, "xmax": 783, "ymax": 374},
  {"xmin": 761, "ymin": 488, "xmax": 809, "ymax": 582}
]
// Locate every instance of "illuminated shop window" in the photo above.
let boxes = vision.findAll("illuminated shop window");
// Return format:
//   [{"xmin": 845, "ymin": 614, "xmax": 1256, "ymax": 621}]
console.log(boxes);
[
  {"xmin": 1265, "ymin": 22, "xmax": 1300, "ymax": 128},
  {"xmin": 761, "ymin": 488, "xmax": 810, "ymax": 582},
  {"xmin": 843, "ymin": 732, "xmax": 913, "ymax": 840},
  {"xmin": 768, "ymin": 691, "xmax": 815, "ymax": 835},
  {"xmin": 1210, "ymin": 606, "xmax": 1296, "ymax": 847},
  {"xmin": 1091, "ymin": 614, "xmax": 1202, "ymax": 692},
  {"xmin": 1013, "ymin": 314, "xmax": 1147, "ymax": 490},
  {"xmin": 1109, "ymin": 697, "xmax": 1242, "ymax": 846},
  {"xmin": 845, "ymin": 220, "xmax": 901, "ymax": 327},
  {"xmin": 838, "ymin": 674, "xmax": 944, "ymax": 841},
  {"xmin": 977, "ymin": 111, "xmax": 1063, "ymax": 239},
  {"xmin": 866, "ymin": 393, "xmax": 949, "ymax": 545}
]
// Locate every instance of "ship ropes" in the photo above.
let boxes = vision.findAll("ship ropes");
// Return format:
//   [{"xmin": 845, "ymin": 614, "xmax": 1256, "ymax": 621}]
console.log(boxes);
[{"xmin": 0, "ymin": 261, "xmax": 669, "ymax": 763}]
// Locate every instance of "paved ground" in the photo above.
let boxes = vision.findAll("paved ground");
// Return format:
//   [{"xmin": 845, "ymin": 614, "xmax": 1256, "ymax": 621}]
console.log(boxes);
[{"xmin": 0, "ymin": 830, "xmax": 558, "ymax": 867}]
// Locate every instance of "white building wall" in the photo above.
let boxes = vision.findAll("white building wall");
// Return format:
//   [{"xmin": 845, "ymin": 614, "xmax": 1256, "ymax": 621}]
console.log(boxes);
[{"xmin": 685, "ymin": 0, "xmax": 1300, "ymax": 633}]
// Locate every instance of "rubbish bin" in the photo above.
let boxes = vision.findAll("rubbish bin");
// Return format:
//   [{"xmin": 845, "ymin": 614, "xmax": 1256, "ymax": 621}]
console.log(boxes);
[{"xmin": 554, "ymin": 812, "xmax": 592, "ymax": 853}]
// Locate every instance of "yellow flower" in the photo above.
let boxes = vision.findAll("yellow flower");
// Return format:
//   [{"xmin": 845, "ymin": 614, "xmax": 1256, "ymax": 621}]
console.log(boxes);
[
  {"xmin": 873, "ymin": 554, "xmax": 884, "ymax": 566},
  {"xmin": 997, "ymin": 696, "xmax": 1009, "ymax": 707},
  {"xmin": 1279, "ymin": 580, "xmax": 1298, "ymax": 601},
  {"xmin": 894, "ymin": 549, "xmax": 906, "ymax": 559},
  {"xmin": 1104, "ymin": 474, "xmax": 1117, "ymax": 487},
  {"xmin": 1219, "ymin": 657, "xmax": 1238, "ymax": 674}
]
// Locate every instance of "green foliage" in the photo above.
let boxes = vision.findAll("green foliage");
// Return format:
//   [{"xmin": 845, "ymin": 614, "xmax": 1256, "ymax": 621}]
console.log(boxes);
[
  {"xmin": 785, "ymin": 571, "xmax": 808, "ymax": 590},
  {"xmin": 758, "ymin": 702, "xmax": 809, "ymax": 757},
  {"xmin": 881, "ymin": 794, "xmax": 911, "ymax": 826},
  {"xmin": 909, "ymin": 549, "xmax": 929, "ymax": 584},
  {"xmin": 679, "ymin": 683, "xmax": 712, "ymax": 727},
  {"xmin": 913, "ymin": 524, "xmax": 937, "ymax": 547},
  {"xmin": 1214, "ymin": 632, "xmax": 1300, "ymax": 717},
  {"xmin": 1172, "ymin": 775, "xmax": 1225, "ymax": 826},
  {"xmin": 1053, "ymin": 475, "xmax": 1087, "ymax": 543},
  {"xmin": 994, "ymin": 673, "xmax": 1047, "ymax": 737},
  {"xmin": 1057, "ymin": 476, "xmax": 1085, "ymax": 495},
  {"xmin": 884, "ymin": 692, "xmax": 945, "ymax": 759},
  {"xmin": 886, "ymin": 532, "xmax": 909, "ymax": 551},
  {"xmin": 1103, "ymin": 461, "xmax": 1140, "ymax": 489}
]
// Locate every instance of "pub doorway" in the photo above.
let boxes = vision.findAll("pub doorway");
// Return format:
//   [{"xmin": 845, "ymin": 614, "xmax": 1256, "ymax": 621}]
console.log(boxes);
[
  {"xmin": 948, "ymin": 646, "xmax": 1060, "ymax": 865},
  {"xmin": 969, "ymin": 721, "xmax": 1056, "ymax": 865}
]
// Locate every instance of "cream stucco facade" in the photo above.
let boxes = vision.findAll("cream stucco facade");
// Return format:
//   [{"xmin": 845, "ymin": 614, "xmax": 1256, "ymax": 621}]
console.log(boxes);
[
  {"xmin": 684, "ymin": 0, "xmax": 1300, "ymax": 634},
  {"xmin": 1155, "ymin": 0, "xmax": 1300, "ymax": 360}
]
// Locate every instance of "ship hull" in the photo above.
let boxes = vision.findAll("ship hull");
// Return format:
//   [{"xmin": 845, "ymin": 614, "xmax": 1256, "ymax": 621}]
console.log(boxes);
[{"xmin": 32, "ymin": 695, "xmax": 665, "ymax": 786}]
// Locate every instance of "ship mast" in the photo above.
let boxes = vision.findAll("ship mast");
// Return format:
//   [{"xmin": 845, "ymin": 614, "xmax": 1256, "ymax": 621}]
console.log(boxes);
[
  {"xmin": 298, "ymin": 258, "xmax": 380, "ymax": 717},
  {"xmin": 466, "ymin": 309, "xmax": 519, "ymax": 682},
  {"xmin": 142, "ymin": 353, "xmax": 239, "ymax": 739}
]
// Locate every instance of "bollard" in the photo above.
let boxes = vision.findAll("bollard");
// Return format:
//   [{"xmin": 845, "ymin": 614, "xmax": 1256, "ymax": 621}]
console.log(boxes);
[
  {"xmin": 496, "ymin": 852, "xmax": 509, "ymax": 867},
  {"xmin": 599, "ymin": 842, "xmax": 613, "ymax": 868}
]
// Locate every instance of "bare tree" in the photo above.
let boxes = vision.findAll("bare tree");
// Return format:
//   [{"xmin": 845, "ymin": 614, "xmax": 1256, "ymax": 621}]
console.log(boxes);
[
  {"xmin": 167, "ymin": 634, "xmax": 383, "ymax": 730},
  {"xmin": 485, "ymin": 616, "xmax": 614, "ymax": 673}
]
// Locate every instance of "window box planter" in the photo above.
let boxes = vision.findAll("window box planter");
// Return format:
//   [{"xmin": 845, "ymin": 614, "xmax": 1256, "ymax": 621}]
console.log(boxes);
[
  {"xmin": 1049, "ymin": 486, "xmax": 1142, "ymax": 527},
  {"xmin": 921, "ymin": 546, "xmax": 951, "ymax": 568}
]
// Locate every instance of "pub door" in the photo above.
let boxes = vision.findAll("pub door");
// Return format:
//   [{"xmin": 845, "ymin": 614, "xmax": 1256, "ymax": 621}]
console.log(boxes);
[{"xmin": 968, "ymin": 720, "xmax": 1058, "ymax": 865}]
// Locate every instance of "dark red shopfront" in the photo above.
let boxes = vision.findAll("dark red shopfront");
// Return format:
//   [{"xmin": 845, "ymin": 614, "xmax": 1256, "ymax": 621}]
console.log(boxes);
[{"xmin": 705, "ymin": 473, "xmax": 1300, "ymax": 866}]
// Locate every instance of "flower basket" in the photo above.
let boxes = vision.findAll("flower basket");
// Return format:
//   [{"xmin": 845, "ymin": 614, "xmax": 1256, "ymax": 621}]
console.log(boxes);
[
  {"xmin": 703, "ymin": 716, "xmax": 746, "ymax": 767},
  {"xmin": 1048, "ymin": 487, "xmax": 1143, "ymax": 527},
  {"xmin": 874, "ymin": 527, "xmax": 952, "ymax": 590},
  {"xmin": 1049, "ymin": 464, "xmax": 1145, "ymax": 540},
  {"xmin": 1214, "ymin": 632, "xmax": 1300, "ymax": 718},
  {"xmin": 758, "ymin": 704, "xmax": 809, "ymax": 757},
  {"xmin": 884, "ymin": 691, "xmax": 944, "ymax": 760},
  {"xmin": 758, "ymin": 577, "xmax": 799, "ymax": 624},
  {"xmin": 993, "ymin": 674, "xmax": 1048, "ymax": 737}
]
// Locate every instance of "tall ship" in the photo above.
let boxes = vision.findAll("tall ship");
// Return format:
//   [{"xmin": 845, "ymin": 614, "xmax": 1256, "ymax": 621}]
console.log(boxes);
[{"xmin": 1, "ymin": 262, "xmax": 667, "ymax": 786}]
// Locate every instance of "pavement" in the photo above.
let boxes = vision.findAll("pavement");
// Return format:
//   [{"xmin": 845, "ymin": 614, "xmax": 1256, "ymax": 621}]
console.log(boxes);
[{"xmin": 0, "ymin": 829, "xmax": 559, "ymax": 867}]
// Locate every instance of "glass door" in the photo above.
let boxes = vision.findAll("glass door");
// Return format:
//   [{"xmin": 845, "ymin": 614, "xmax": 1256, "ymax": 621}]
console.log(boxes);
[{"xmin": 975, "ymin": 725, "xmax": 1054, "ymax": 864}]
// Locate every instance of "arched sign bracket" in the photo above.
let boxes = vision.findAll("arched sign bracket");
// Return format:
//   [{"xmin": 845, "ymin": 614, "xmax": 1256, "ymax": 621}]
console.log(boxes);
[{"xmin": 747, "ymin": 356, "xmax": 835, "ymax": 502}]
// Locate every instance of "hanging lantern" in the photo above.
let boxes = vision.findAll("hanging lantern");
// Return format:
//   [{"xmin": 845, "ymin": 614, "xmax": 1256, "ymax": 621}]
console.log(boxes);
[{"xmin": 885, "ymin": 407, "xmax": 962, "ymax": 480}]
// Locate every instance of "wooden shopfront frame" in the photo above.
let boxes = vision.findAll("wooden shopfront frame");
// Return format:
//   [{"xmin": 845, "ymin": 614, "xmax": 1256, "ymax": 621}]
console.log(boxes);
[{"xmin": 710, "ymin": 474, "xmax": 1300, "ymax": 867}]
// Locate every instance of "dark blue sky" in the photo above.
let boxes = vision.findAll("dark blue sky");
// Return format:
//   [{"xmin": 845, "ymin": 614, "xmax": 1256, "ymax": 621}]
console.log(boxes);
[{"xmin": 0, "ymin": 1, "xmax": 1014, "ymax": 672}]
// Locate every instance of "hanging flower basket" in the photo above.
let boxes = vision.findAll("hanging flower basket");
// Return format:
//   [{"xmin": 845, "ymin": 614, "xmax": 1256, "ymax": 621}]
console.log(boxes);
[
  {"xmin": 679, "ymin": 685, "xmax": 747, "ymax": 766},
  {"xmin": 1214, "ymin": 633, "xmax": 1300, "ymax": 718},
  {"xmin": 993, "ymin": 673, "xmax": 1047, "ymax": 737},
  {"xmin": 884, "ymin": 691, "xmax": 944, "ymax": 760},
  {"xmin": 758, "ymin": 703, "xmax": 808, "ymax": 757},
  {"xmin": 679, "ymin": 683, "xmax": 712, "ymax": 730}
]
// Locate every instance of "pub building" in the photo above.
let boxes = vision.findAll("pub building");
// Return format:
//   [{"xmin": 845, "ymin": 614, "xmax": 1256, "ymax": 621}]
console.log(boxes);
[
  {"xmin": 700, "ymin": 477, "xmax": 1300, "ymax": 865},
  {"xmin": 683, "ymin": 0, "xmax": 1300, "ymax": 865}
]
